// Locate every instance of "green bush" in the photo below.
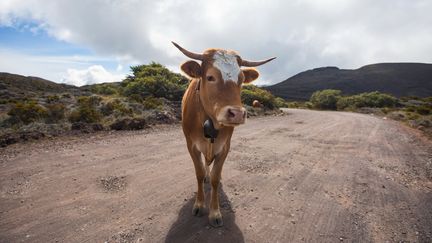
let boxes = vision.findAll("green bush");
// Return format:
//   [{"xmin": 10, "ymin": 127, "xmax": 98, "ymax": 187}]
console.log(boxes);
[
  {"xmin": 69, "ymin": 96, "xmax": 102, "ymax": 123},
  {"xmin": 46, "ymin": 95, "xmax": 60, "ymax": 103},
  {"xmin": 77, "ymin": 95, "xmax": 102, "ymax": 106},
  {"xmin": 336, "ymin": 91, "xmax": 398, "ymax": 110},
  {"xmin": 61, "ymin": 93, "xmax": 72, "ymax": 99},
  {"xmin": 310, "ymin": 89, "xmax": 341, "ymax": 110},
  {"xmin": 406, "ymin": 112, "xmax": 421, "ymax": 120},
  {"xmin": 415, "ymin": 105, "xmax": 431, "ymax": 115},
  {"xmin": 286, "ymin": 102, "xmax": 300, "ymax": 108},
  {"xmin": 274, "ymin": 97, "xmax": 288, "ymax": 108},
  {"xmin": 241, "ymin": 85, "xmax": 278, "ymax": 109},
  {"xmin": 305, "ymin": 102, "xmax": 314, "ymax": 109},
  {"xmin": 91, "ymin": 83, "xmax": 119, "ymax": 95},
  {"xmin": 7, "ymin": 101, "xmax": 47, "ymax": 124},
  {"xmin": 122, "ymin": 62, "xmax": 188, "ymax": 101},
  {"xmin": 143, "ymin": 96, "xmax": 164, "ymax": 110},
  {"xmin": 100, "ymin": 99, "xmax": 132, "ymax": 116},
  {"xmin": 336, "ymin": 96, "xmax": 357, "ymax": 110},
  {"xmin": 45, "ymin": 103, "xmax": 66, "ymax": 123}
]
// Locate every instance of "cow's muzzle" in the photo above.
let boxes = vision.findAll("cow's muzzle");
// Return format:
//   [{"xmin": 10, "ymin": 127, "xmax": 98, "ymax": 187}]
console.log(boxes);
[{"xmin": 217, "ymin": 106, "xmax": 247, "ymax": 126}]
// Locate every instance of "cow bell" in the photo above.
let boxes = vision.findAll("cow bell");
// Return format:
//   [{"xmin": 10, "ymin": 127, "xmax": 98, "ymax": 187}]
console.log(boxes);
[{"xmin": 203, "ymin": 119, "xmax": 218, "ymax": 143}]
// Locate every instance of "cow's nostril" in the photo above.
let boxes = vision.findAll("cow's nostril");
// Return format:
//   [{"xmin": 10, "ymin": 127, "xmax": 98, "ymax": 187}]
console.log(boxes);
[{"xmin": 228, "ymin": 109, "xmax": 236, "ymax": 118}]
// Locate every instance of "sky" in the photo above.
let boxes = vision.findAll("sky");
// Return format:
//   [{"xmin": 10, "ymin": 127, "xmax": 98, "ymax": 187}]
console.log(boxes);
[{"xmin": 0, "ymin": 0, "xmax": 431, "ymax": 86}]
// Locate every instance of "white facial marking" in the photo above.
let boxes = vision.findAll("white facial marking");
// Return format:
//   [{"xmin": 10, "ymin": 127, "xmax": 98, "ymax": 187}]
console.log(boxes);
[{"xmin": 213, "ymin": 51, "xmax": 241, "ymax": 83}]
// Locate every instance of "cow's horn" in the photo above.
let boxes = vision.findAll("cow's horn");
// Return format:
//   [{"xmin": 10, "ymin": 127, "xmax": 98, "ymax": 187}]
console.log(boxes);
[
  {"xmin": 172, "ymin": 41, "xmax": 204, "ymax": 61},
  {"xmin": 241, "ymin": 57, "xmax": 276, "ymax": 67}
]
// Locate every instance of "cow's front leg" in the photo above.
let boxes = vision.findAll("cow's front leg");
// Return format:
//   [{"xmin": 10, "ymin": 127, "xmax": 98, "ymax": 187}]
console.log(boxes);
[
  {"xmin": 187, "ymin": 143, "xmax": 206, "ymax": 217},
  {"xmin": 209, "ymin": 144, "xmax": 229, "ymax": 227},
  {"xmin": 204, "ymin": 163, "xmax": 210, "ymax": 183}
]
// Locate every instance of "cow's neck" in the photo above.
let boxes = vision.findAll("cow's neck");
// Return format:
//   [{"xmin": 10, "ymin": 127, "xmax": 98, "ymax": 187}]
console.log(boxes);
[
  {"xmin": 195, "ymin": 79, "xmax": 212, "ymax": 123},
  {"xmin": 195, "ymin": 79, "xmax": 220, "ymax": 140}
]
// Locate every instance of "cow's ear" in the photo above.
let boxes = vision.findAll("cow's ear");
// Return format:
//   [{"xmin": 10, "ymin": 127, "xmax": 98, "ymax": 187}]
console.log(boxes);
[
  {"xmin": 242, "ymin": 68, "xmax": 259, "ymax": 83},
  {"xmin": 181, "ymin": 60, "xmax": 201, "ymax": 78}
]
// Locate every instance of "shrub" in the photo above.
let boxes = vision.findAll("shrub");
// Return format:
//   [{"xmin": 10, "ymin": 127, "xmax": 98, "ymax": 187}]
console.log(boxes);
[
  {"xmin": 143, "ymin": 96, "xmax": 164, "ymax": 110},
  {"xmin": 91, "ymin": 83, "xmax": 119, "ymax": 95},
  {"xmin": 286, "ymin": 102, "xmax": 300, "ymax": 108},
  {"xmin": 336, "ymin": 91, "xmax": 398, "ymax": 110},
  {"xmin": 46, "ymin": 95, "xmax": 60, "ymax": 103},
  {"xmin": 69, "ymin": 96, "xmax": 102, "ymax": 123},
  {"xmin": 336, "ymin": 96, "xmax": 357, "ymax": 110},
  {"xmin": 310, "ymin": 89, "xmax": 341, "ymax": 110},
  {"xmin": 274, "ymin": 97, "xmax": 288, "ymax": 108},
  {"xmin": 415, "ymin": 105, "xmax": 431, "ymax": 115},
  {"xmin": 61, "ymin": 93, "xmax": 72, "ymax": 99},
  {"xmin": 123, "ymin": 62, "xmax": 188, "ymax": 101},
  {"xmin": 406, "ymin": 112, "xmax": 421, "ymax": 120},
  {"xmin": 100, "ymin": 99, "xmax": 132, "ymax": 117},
  {"xmin": 77, "ymin": 95, "xmax": 102, "ymax": 106},
  {"xmin": 241, "ymin": 85, "xmax": 277, "ymax": 109},
  {"xmin": 45, "ymin": 103, "xmax": 66, "ymax": 123},
  {"xmin": 7, "ymin": 101, "xmax": 47, "ymax": 124}
]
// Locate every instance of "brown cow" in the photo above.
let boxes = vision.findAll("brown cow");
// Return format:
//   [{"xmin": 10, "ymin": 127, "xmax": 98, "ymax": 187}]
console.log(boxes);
[
  {"xmin": 252, "ymin": 100, "xmax": 263, "ymax": 108},
  {"xmin": 172, "ymin": 41, "xmax": 275, "ymax": 227}
]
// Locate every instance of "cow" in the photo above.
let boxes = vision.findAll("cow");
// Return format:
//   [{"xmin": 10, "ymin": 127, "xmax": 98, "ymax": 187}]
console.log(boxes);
[
  {"xmin": 172, "ymin": 41, "xmax": 275, "ymax": 227},
  {"xmin": 252, "ymin": 100, "xmax": 263, "ymax": 108}
]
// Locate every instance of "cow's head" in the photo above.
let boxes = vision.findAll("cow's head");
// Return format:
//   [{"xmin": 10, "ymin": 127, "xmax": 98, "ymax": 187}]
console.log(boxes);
[{"xmin": 173, "ymin": 41, "xmax": 275, "ymax": 127}]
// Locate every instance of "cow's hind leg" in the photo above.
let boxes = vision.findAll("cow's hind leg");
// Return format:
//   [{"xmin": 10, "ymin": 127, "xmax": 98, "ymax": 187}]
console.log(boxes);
[
  {"xmin": 187, "ymin": 143, "xmax": 206, "ymax": 217},
  {"xmin": 208, "ymin": 144, "xmax": 229, "ymax": 227}
]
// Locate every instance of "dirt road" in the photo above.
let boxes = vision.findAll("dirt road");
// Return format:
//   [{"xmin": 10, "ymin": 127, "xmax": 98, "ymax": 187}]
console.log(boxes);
[{"xmin": 1, "ymin": 109, "xmax": 431, "ymax": 243}]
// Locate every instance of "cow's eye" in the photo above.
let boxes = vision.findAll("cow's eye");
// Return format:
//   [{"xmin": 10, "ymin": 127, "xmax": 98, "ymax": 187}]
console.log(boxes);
[{"xmin": 206, "ymin": 75, "xmax": 215, "ymax": 82}]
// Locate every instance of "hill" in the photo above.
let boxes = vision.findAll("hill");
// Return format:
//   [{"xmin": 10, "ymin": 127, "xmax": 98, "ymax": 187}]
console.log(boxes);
[
  {"xmin": 266, "ymin": 63, "xmax": 432, "ymax": 101},
  {"xmin": 0, "ymin": 72, "xmax": 83, "ymax": 100}
]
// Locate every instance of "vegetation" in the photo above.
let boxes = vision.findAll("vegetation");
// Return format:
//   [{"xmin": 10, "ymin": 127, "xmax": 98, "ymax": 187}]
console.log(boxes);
[
  {"xmin": 68, "ymin": 96, "xmax": 102, "ymax": 123},
  {"xmin": 45, "ymin": 103, "xmax": 66, "ymax": 123},
  {"xmin": 242, "ymin": 84, "xmax": 286, "ymax": 109},
  {"xmin": 7, "ymin": 101, "xmax": 47, "ymax": 124},
  {"xmin": 307, "ymin": 89, "xmax": 432, "ymax": 138},
  {"xmin": 122, "ymin": 62, "xmax": 188, "ymax": 101},
  {"xmin": 336, "ymin": 92, "xmax": 398, "ymax": 110},
  {"xmin": 91, "ymin": 83, "xmax": 119, "ymax": 95},
  {"xmin": 100, "ymin": 99, "xmax": 132, "ymax": 117},
  {"xmin": 0, "ymin": 62, "xmax": 285, "ymax": 146},
  {"xmin": 309, "ymin": 90, "xmax": 399, "ymax": 111},
  {"xmin": 310, "ymin": 89, "xmax": 341, "ymax": 110}
]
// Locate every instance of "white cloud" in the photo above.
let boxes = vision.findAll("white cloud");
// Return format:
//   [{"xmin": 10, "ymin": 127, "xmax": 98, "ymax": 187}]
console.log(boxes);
[
  {"xmin": 61, "ymin": 65, "xmax": 125, "ymax": 86},
  {"xmin": 0, "ymin": 48, "xmax": 128, "ymax": 84},
  {"xmin": 1, "ymin": 0, "xmax": 432, "ymax": 85}
]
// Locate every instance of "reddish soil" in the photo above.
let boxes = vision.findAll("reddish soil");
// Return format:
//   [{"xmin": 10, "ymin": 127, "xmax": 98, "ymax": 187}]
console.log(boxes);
[{"xmin": 1, "ymin": 109, "xmax": 431, "ymax": 242}]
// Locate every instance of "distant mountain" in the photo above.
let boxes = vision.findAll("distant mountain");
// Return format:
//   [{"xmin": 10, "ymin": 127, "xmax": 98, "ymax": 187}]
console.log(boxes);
[
  {"xmin": 0, "ymin": 72, "xmax": 83, "ymax": 99},
  {"xmin": 266, "ymin": 63, "xmax": 432, "ymax": 101}
]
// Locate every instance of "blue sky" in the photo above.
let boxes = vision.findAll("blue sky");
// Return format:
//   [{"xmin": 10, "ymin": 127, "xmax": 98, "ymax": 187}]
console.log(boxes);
[
  {"xmin": 0, "ymin": 23, "xmax": 89, "ymax": 56},
  {"xmin": 0, "ymin": 0, "xmax": 431, "ymax": 86},
  {"xmin": 0, "ymin": 21, "xmax": 130, "ymax": 85}
]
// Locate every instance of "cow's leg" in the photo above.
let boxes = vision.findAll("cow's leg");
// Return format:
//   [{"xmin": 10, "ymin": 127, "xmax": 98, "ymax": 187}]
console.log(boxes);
[
  {"xmin": 208, "ymin": 143, "xmax": 229, "ymax": 227},
  {"xmin": 204, "ymin": 162, "xmax": 210, "ymax": 183},
  {"xmin": 187, "ymin": 142, "xmax": 206, "ymax": 216}
]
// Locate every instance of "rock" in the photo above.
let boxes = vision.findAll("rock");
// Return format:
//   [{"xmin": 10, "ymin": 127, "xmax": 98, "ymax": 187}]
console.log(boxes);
[
  {"xmin": 110, "ymin": 118, "xmax": 148, "ymax": 130},
  {"xmin": 147, "ymin": 111, "xmax": 177, "ymax": 124},
  {"xmin": 71, "ymin": 122, "xmax": 104, "ymax": 132}
]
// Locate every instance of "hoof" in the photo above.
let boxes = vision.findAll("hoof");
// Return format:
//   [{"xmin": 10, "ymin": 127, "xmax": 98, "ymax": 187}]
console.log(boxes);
[
  {"xmin": 192, "ymin": 205, "xmax": 205, "ymax": 217},
  {"xmin": 209, "ymin": 215, "xmax": 223, "ymax": 227}
]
